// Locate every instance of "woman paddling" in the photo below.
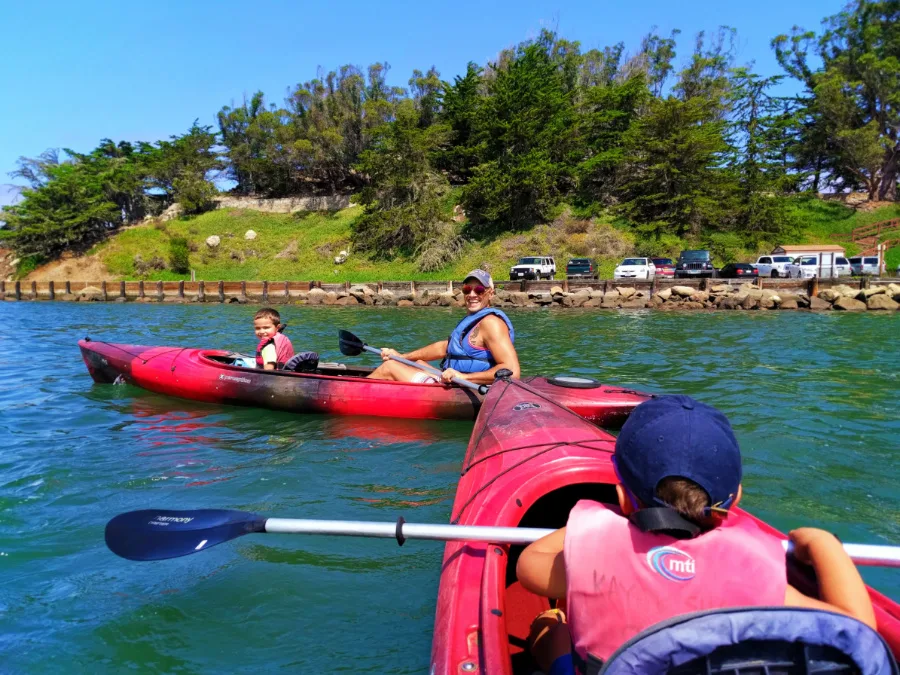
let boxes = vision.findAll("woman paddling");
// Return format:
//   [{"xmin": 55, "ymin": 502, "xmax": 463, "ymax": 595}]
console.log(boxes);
[{"xmin": 366, "ymin": 270, "xmax": 520, "ymax": 386}]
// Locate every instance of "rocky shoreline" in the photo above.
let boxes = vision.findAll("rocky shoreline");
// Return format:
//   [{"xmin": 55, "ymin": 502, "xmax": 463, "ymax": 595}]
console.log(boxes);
[{"xmin": 5, "ymin": 279, "xmax": 900, "ymax": 312}]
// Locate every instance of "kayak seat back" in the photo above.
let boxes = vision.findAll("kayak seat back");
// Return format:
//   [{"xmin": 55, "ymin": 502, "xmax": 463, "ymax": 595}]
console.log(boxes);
[
  {"xmin": 598, "ymin": 607, "xmax": 898, "ymax": 675},
  {"xmin": 282, "ymin": 351, "xmax": 319, "ymax": 373}
]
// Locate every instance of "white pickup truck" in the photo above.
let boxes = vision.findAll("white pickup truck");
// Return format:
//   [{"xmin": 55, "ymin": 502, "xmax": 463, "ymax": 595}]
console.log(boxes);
[{"xmin": 753, "ymin": 255, "xmax": 795, "ymax": 277}]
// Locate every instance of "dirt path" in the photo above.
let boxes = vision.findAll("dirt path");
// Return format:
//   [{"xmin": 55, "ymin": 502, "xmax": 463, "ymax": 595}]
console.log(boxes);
[{"xmin": 24, "ymin": 253, "xmax": 117, "ymax": 282}]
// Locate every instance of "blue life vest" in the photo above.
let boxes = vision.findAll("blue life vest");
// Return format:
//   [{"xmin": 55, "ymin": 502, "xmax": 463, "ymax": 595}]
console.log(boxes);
[{"xmin": 441, "ymin": 308, "xmax": 515, "ymax": 373}]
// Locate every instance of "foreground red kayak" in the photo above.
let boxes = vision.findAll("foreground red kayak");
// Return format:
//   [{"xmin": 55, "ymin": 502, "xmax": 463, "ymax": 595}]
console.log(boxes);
[
  {"xmin": 78, "ymin": 339, "xmax": 651, "ymax": 424},
  {"xmin": 431, "ymin": 378, "xmax": 900, "ymax": 674}
]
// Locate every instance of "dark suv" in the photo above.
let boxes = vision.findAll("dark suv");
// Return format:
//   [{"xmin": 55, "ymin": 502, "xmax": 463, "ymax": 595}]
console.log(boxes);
[{"xmin": 675, "ymin": 250, "xmax": 716, "ymax": 278}]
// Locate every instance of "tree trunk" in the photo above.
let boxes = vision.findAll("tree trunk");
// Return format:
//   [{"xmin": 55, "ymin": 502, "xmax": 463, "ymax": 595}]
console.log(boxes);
[{"xmin": 877, "ymin": 153, "xmax": 898, "ymax": 201}]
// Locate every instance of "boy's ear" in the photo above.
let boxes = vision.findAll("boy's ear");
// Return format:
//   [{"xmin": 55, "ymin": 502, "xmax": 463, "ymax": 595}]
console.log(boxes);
[
  {"xmin": 615, "ymin": 484, "xmax": 635, "ymax": 515},
  {"xmin": 732, "ymin": 484, "xmax": 743, "ymax": 509}
]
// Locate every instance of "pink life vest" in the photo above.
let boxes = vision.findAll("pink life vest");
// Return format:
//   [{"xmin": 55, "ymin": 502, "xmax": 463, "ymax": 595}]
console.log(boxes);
[
  {"xmin": 255, "ymin": 332, "xmax": 294, "ymax": 368},
  {"xmin": 564, "ymin": 500, "xmax": 787, "ymax": 665}
]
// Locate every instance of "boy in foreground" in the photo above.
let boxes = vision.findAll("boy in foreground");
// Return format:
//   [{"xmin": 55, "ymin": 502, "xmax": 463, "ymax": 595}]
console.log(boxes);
[{"xmin": 516, "ymin": 395, "xmax": 876, "ymax": 675}]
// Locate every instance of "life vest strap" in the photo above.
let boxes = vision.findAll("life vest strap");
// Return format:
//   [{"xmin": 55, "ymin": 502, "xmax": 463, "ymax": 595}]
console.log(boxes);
[{"xmin": 628, "ymin": 507, "xmax": 700, "ymax": 539}]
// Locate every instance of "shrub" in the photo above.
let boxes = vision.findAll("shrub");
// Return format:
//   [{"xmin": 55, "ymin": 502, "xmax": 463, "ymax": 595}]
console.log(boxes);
[
  {"xmin": 173, "ymin": 174, "xmax": 218, "ymax": 215},
  {"xmin": 168, "ymin": 237, "xmax": 190, "ymax": 274},
  {"xmin": 14, "ymin": 255, "xmax": 43, "ymax": 279}
]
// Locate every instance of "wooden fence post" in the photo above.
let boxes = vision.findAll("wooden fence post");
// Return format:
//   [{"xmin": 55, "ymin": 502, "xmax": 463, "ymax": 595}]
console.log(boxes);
[
  {"xmin": 808, "ymin": 277, "xmax": 818, "ymax": 299},
  {"xmin": 178, "ymin": 280, "xmax": 185, "ymax": 299},
  {"xmin": 49, "ymin": 280, "xmax": 55, "ymax": 300},
  {"xmin": 119, "ymin": 281, "xmax": 126, "ymax": 299},
  {"xmin": 15, "ymin": 281, "xmax": 21, "ymax": 301},
  {"xmin": 139, "ymin": 281, "xmax": 145, "ymax": 299},
  {"xmin": 30, "ymin": 281, "xmax": 37, "ymax": 300},
  {"xmin": 101, "ymin": 281, "xmax": 108, "ymax": 302},
  {"xmin": 198, "ymin": 280, "xmax": 205, "ymax": 302},
  {"xmin": 562, "ymin": 279, "xmax": 569, "ymax": 292},
  {"xmin": 217, "ymin": 281, "xmax": 224, "ymax": 303},
  {"xmin": 65, "ymin": 281, "xmax": 71, "ymax": 295},
  {"xmin": 283, "ymin": 281, "xmax": 289, "ymax": 299},
  {"xmin": 0, "ymin": 280, "xmax": 5, "ymax": 297},
  {"xmin": 262, "ymin": 280, "xmax": 268, "ymax": 303},
  {"xmin": 156, "ymin": 281, "xmax": 163, "ymax": 302}
]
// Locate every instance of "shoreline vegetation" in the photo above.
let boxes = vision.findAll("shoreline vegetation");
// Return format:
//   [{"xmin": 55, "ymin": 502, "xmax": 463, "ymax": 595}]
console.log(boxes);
[
  {"xmin": 5, "ymin": 198, "xmax": 900, "ymax": 285},
  {"xmin": 3, "ymin": 1, "xmax": 900, "ymax": 282},
  {"xmin": 5, "ymin": 277, "xmax": 900, "ymax": 313}
]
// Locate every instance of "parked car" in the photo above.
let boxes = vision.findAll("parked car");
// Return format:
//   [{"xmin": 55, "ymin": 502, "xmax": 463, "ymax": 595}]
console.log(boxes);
[
  {"xmin": 753, "ymin": 255, "xmax": 794, "ymax": 278},
  {"xmin": 675, "ymin": 250, "xmax": 716, "ymax": 278},
  {"xmin": 651, "ymin": 258, "xmax": 675, "ymax": 277},
  {"xmin": 614, "ymin": 257, "xmax": 656, "ymax": 280},
  {"xmin": 848, "ymin": 256, "xmax": 881, "ymax": 276},
  {"xmin": 835, "ymin": 256, "xmax": 852, "ymax": 277},
  {"xmin": 509, "ymin": 256, "xmax": 556, "ymax": 280},
  {"xmin": 566, "ymin": 258, "xmax": 599, "ymax": 279},
  {"xmin": 786, "ymin": 254, "xmax": 840, "ymax": 279},
  {"xmin": 718, "ymin": 263, "xmax": 759, "ymax": 279}
]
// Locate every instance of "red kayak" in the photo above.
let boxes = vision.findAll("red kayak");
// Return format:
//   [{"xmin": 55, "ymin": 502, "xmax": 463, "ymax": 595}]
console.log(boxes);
[
  {"xmin": 78, "ymin": 339, "xmax": 651, "ymax": 424},
  {"xmin": 430, "ymin": 378, "xmax": 900, "ymax": 673}
]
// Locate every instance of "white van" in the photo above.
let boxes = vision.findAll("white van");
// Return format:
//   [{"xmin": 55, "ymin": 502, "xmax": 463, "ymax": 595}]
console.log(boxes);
[
  {"xmin": 848, "ymin": 256, "xmax": 881, "ymax": 276},
  {"xmin": 786, "ymin": 254, "xmax": 840, "ymax": 279}
]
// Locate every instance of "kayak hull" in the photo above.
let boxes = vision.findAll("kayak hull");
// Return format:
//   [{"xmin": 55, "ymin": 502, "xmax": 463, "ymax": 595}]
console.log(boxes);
[
  {"xmin": 78, "ymin": 339, "xmax": 651, "ymax": 424},
  {"xmin": 430, "ymin": 379, "xmax": 900, "ymax": 674}
]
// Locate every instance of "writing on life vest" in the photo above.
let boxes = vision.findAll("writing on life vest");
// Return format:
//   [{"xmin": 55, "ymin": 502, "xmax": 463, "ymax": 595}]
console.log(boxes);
[{"xmin": 647, "ymin": 546, "xmax": 696, "ymax": 581}]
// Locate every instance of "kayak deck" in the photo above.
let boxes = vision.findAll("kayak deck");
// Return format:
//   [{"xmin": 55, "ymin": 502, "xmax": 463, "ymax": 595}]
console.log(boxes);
[
  {"xmin": 78, "ymin": 339, "xmax": 651, "ymax": 424},
  {"xmin": 431, "ymin": 378, "xmax": 900, "ymax": 674}
]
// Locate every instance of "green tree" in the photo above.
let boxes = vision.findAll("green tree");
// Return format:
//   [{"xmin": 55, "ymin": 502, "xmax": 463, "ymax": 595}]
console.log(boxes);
[
  {"xmin": 435, "ymin": 62, "xmax": 484, "ymax": 182},
  {"xmin": 352, "ymin": 100, "xmax": 452, "ymax": 258},
  {"xmin": 773, "ymin": 1, "xmax": 900, "ymax": 200},
  {"xmin": 616, "ymin": 95, "xmax": 731, "ymax": 239},
  {"xmin": 1, "ymin": 159, "xmax": 120, "ymax": 258},
  {"xmin": 462, "ymin": 32, "xmax": 577, "ymax": 231}
]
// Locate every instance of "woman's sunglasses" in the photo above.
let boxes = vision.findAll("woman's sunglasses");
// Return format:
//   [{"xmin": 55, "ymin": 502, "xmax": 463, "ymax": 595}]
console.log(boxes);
[{"xmin": 461, "ymin": 284, "xmax": 488, "ymax": 295}]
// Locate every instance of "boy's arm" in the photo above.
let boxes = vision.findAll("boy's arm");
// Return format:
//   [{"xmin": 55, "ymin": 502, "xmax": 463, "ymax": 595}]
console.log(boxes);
[
  {"xmin": 261, "ymin": 343, "xmax": 278, "ymax": 370},
  {"xmin": 516, "ymin": 528, "xmax": 567, "ymax": 599},
  {"xmin": 784, "ymin": 528, "xmax": 876, "ymax": 629}
]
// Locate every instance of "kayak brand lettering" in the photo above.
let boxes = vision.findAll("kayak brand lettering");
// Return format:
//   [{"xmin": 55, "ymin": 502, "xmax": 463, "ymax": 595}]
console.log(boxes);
[
  {"xmin": 512, "ymin": 402, "xmax": 542, "ymax": 411},
  {"xmin": 219, "ymin": 374, "xmax": 251, "ymax": 384},
  {"xmin": 647, "ymin": 546, "xmax": 696, "ymax": 581},
  {"xmin": 150, "ymin": 516, "xmax": 194, "ymax": 526}
]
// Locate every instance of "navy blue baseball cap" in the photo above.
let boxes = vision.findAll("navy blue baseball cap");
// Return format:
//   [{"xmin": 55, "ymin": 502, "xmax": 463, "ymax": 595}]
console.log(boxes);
[
  {"xmin": 463, "ymin": 269, "xmax": 494, "ymax": 289},
  {"xmin": 614, "ymin": 395, "xmax": 742, "ymax": 514}
]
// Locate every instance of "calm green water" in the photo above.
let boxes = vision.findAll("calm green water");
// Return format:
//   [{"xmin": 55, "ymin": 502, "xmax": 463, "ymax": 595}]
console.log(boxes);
[{"xmin": 1, "ymin": 303, "xmax": 898, "ymax": 673}]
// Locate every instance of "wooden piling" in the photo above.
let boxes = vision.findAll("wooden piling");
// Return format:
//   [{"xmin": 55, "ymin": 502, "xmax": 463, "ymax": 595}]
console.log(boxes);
[{"xmin": 48, "ymin": 281, "xmax": 55, "ymax": 300}]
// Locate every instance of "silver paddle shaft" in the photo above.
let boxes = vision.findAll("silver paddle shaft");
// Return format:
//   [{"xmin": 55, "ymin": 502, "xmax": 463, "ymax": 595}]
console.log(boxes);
[
  {"xmin": 362, "ymin": 344, "xmax": 487, "ymax": 394},
  {"xmin": 263, "ymin": 518, "xmax": 900, "ymax": 567}
]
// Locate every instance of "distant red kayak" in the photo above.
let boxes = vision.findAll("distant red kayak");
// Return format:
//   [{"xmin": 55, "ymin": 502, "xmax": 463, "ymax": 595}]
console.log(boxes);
[
  {"xmin": 430, "ymin": 378, "xmax": 900, "ymax": 674},
  {"xmin": 78, "ymin": 339, "xmax": 651, "ymax": 424}
]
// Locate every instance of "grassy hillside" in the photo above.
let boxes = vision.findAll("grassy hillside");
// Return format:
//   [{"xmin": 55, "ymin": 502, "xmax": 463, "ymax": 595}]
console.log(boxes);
[{"xmin": 84, "ymin": 197, "xmax": 900, "ymax": 282}]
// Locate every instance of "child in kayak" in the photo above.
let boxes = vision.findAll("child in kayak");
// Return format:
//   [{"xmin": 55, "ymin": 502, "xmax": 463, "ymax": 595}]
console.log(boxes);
[
  {"xmin": 516, "ymin": 395, "xmax": 876, "ymax": 675},
  {"xmin": 253, "ymin": 308, "xmax": 294, "ymax": 370}
]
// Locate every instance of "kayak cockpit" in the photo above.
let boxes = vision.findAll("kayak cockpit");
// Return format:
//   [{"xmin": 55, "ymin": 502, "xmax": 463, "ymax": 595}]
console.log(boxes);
[
  {"xmin": 201, "ymin": 352, "xmax": 376, "ymax": 378},
  {"xmin": 498, "ymin": 483, "xmax": 619, "ymax": 675}
]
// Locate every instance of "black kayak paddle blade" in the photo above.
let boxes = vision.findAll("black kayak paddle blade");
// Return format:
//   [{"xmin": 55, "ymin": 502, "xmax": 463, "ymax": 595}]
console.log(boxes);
[
  {"xmin": 105, "ymin": 509, "xmax": 267, "ymax": 561},
  {"xmin": 338, "ymin": 330, "xmax": 365, "ymax": 356}
]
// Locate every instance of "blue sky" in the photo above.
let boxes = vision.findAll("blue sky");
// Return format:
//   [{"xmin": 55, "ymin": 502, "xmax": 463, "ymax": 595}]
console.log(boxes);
[{"xmin": 0, "ymin": 0, "xmax": 843, "ymax": 208}]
